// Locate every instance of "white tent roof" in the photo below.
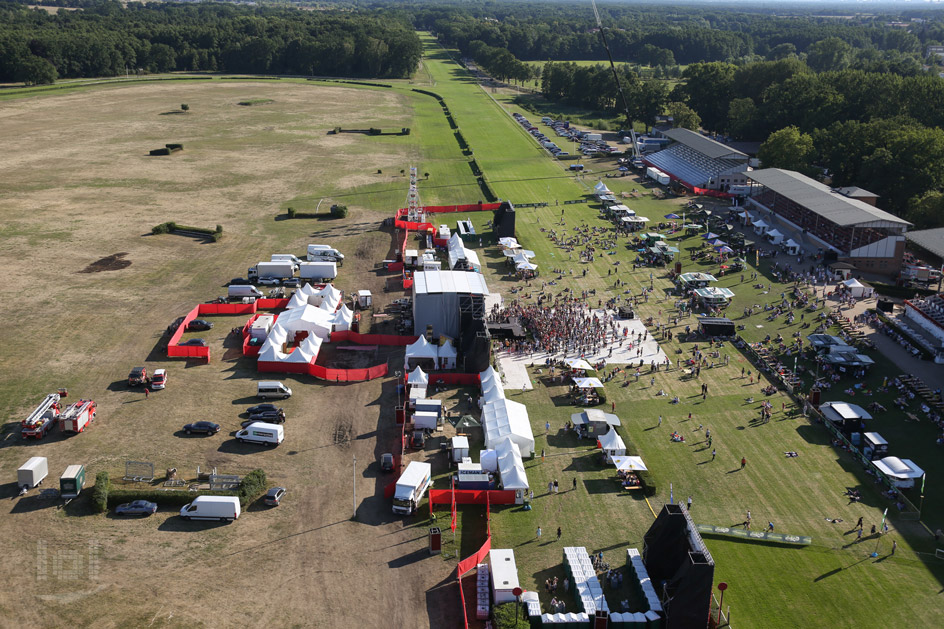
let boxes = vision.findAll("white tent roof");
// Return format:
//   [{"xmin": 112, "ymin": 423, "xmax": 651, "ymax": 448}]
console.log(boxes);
[
  {"xmin": 498, "ymin": 237, "xmax": 519, "ymax": 249},
  {"xmin": 275, "ymin": 304, "xmax": 336, "ymax": 339},
  {"xmin": 480, "ymin": 365, "xmax": 499, "ymax": 384},
  {"xmin": 842, "ymin": 278, "xmax": 865, "ymax": 288},
  {"xmin": 516, "ymin": 262, "xmax": 538, "ymax": 271},
  {"xmin": 287, "ymin": 283, "xmax": 342, "ymax": 311},
  {"xmin": 573, "ymin": 377, "xmax": 604, "ymax": 389},
  {"xmin": 482, "ymin": 399, "xmax": 535, "ymax": 455},
  {"xmin": 820, "ymin": 401, "xmax": 873, "ymax": 421},
  {"xmin": 766, "ymin": 228, "xmax": 784, "ymax": 238},
  {"xmin": 784, "ymin": 238, "xmax": 801, "ymax": 248},
  {"xmin": 571, "ymin": 409, "xmax": 621, "ymax": 427},
  {"xmin": 598, "ymin": 429, "xmax": 625, "ymax": 453},
  {"xmin": 407, "ymin": 366, "xmax": 429, "ymax": 385},
  {"xmin": 594, "ymin": 181, "xmax": 612, "ymax": 194},
  {"xmin": 258, "ymin": 326, "xmax": 323, "ymax": 363},
  {"xmin": 753, "ymin": 220, "xmax": 768, "ymax": 228},
  {"xmin": 439, "ymin": 339, "xmax": 457, "ymax": 358},
  {"xmin": 482, "ymin": 382, "xmax": 506, "ymax": 405},
  {"xmin": 333, "ymin": 304, "xmax": 353, "ymax": 330},
  {"xmin": 495, "ymin": 437, "xmax": 529, "ymax": 490},
  {"xmin": 405, "ymin": 335, "xmax": 439, "ymax": 360},
  {"xmin": 611, "ymin": 455, "xmax": 648, "ymax": 472},
  {"xmin": 874, "ymin": 457, "xmax": 924, "ymax": 480},
  {"xmin": 565, "ymin": 358, "xmax": 593, "ymax": 370}
]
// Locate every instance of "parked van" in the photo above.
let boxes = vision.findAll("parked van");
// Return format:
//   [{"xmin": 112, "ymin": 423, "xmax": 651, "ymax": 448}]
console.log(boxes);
[
  {"xmin": 271, "ymin": 254, "xmax": 302, "ymax": 267},
  {"xmin": 179, "ymin": 495, "xmax": 241, "ymax": 522},
  {"xmin": 257, "ymin": 381, "xmax": 292, "ymax": 399},
  {"xmin": 235, "ymin": 422, "xmax": 284, "ymax": 447},
  {"xmin": 307, "ymin": 244, "xmax": 345, "ymax": 265},
  {"xmin": 228, "ymin": 285, "xmax": 264, "ymax": 299}
]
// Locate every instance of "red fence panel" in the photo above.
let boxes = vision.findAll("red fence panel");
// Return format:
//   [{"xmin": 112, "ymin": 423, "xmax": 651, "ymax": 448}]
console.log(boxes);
[
  {"xmin": 430, "ymin": 489, "xmax": 512, "ymax": 506},
  {"xmin": 457, "ymin": 536, "xmax": 492, "ymax": 577},
  {"xmin": 428, "ymin": 373, "xmax": 481, "ymax": 386}
]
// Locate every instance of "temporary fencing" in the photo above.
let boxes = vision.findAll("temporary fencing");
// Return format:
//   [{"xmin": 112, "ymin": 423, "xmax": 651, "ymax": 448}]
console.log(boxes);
[
  {"xmin": 426, "ymin": 372, "xmax": 481, "ymax": 386},
  {"xmin": 166, "ymin": 298, "xmax": 289, "ymax": 362},
  {"xmin": 331, "ymin": 330, "xmax": 418, "ymax": 346},
  {"xmin": 455, "ymin": 491, "xmax": 495, "ymax": 628}
]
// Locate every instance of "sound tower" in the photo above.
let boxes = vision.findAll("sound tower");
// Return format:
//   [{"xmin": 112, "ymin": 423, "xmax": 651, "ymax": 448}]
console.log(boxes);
[
  {"xmin": 493, "ymin": 201, "xmax": 517, "ymax": 240},
  {"xmin": 458, "ymin": 295, "xmax": 490, "ymax": 373}
]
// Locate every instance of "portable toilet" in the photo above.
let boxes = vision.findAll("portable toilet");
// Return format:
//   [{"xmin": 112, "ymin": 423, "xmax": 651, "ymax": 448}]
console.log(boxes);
[
  {"xmin": 59, "ymin": 464, "xmax": 86, "ymax": 499},
  {"xmin": 451, "ymin": 436, "xmax": 470, "ymax": 463},
  {"xmin": 356, "ymin": 290, "xmax": 372, "ymax": 309}
]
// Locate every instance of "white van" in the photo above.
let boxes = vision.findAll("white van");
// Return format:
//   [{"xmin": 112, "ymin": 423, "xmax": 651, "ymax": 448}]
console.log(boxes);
[
  {"xmin": 257, "ymin": 381, "xmax": 292, "ymax": 399},
  {"xmin": 307, "ymin": 244, "xmax": 345, "ymax": 265},
  {"xmin": 271, "ymin": 254, "xmax": 302, "ymax": 267},
  {"xmin": 179, "ymin": 495, "xmax": 241, "ymax": 522},
  {"xmin": 228, "ymin": 285, "xmax": 264, "ymax": 299},
  {"xmin": 235, "ymin": 422, "xmax": 284, "ymax": 447}
]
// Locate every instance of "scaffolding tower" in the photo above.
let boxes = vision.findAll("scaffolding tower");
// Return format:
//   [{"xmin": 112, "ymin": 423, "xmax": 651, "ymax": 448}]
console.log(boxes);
[{"xmin": 405, "ymin": 166, "xmax": 424, "ymax": 223}]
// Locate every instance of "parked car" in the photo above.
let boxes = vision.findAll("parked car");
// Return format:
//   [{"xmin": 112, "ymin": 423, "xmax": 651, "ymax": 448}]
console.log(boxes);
[
  {"xmin": 166, "ymin": 316, "xmax": 186, "ymax": 335},
  {"xmin": 380, "ymin": 453, "xmax": 395, "ymax": 473},
  {"xmin": 264, "ymin": 487, "xmax": 286, "ymax": 506},
  {"xmin": 257, "ymin": 278, "xmax": 280, "ymax": 286},
  {"xmin": 410, "ymin": 430, "xmax": 426, "ymax": 449},
  {"xmin": 283, "ymin": 278, "xmax": 301, "ymax": 288},
  {"xmin": 229, "ymin": 278, "xmax": 251, "ymax": 286},
  {"xmin": 247, "ymin": 403, "xmax": 278, "ymax": 415},
  {"xmin": 150, "ymin": 369, "xmax": 167, "ymax": 390},
  {"xmin": 179, "ymin": 339, "xmax": 208, "ymax": 347},
  {"xmin": 183, "ymin": 421, "xmax": 220, "ymax": 435},
  {"xmin": 186, "ymin": 319, "xmax": 214, "ymax": 331},
  {"xmin": 115, "ymin": 500, "xmax": 158, "ymax": 516},
  {"xmin": 248, "ymin": 408, "xmax": 286, "ymax": 423}
]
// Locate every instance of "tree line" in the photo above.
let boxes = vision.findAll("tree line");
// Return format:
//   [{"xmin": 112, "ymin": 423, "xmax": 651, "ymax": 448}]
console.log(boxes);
[{"xmin": 0, "ymin": 1, "xmax": 422, "ymax": 84}]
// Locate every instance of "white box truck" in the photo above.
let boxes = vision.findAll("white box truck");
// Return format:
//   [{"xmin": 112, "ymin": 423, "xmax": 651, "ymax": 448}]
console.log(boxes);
[
  {"xmin": 307, "ymin": 245, "xmax": 345, "ymax": 265},
  {"xmin": 235, "ymin": 422, "xmax": 284, "ymax": 446},
  {"xmin": 179, "ymin": 495, "xmax": 241, "ymax": 522},
  {"xmin": 392, "ymin": 461, "xmax": 432, "ymax": 515},
  {"xmin": 228, "ymin": 285, "xmax": 264, "ymax": 299},
  {"xmin": 249, "ymin": 261, "xmax": 295, "ymax": 282},
  {"xmin": 270, "ymin": 254, "xmax": 302, "ymax": 267},
  {"xmin": 18, "ymin": 457, "xmax": 48, "ymax": 490},
  {"xmin": 299, "ymin": 261, "xmax": 338, "ymax": 282}
]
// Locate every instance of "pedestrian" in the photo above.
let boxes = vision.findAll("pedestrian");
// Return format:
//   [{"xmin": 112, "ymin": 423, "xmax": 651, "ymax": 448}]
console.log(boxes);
[
  {"xmin": 658, "ymin": 415, "xmax": 662, "ymax": 427},
  {"xmin": 529, "ymin": 489, "xmax": 534, "ymax": 502},
  {"xmin": 766, "ymin": 521, "xmax": 774, "ymax": 532},
  {"xmin": 856, "ymin": 528, "xmax": 863, "ymax": 542},
  {"xmin": 545, "ymin": 420, "xmax": 551, "ymax": 434},
  {"xmin": 611, "ymin": 401, "xmax": 616, "ymax": 412},
  {"xmin": 548, "ymin": 481, "xmax": 554, "ymax": 495},
  {"xmin": 883, "ymin": 522, "xmax": 889, "ymax": 535},
  {"xmin": 711, "ymin": 449, "xmax": 716, "ymax": 461},
  {"xmin": 542, "ymin": 448, "xmax": 546, "ymax": 462},
  {"xmin": 871, "ymin": 524, "xmax": 876, "ymax": 536},
  {"xmin": 554, "ymin": 479, "xmax": 559, "ymax": 494},
  {"xmin": 572, "ymin": 477, "xmax": 577, "ymax": 491},
  {"xmin": 741, "ymin": 367, "xmax": 745, "ymax": 377},
  {"xmin": 856, "ymin": 516, "xmax": 863, "ymax": 530},
  {"xmin": 144, "ymin": 387, "xmax": 149, "ymax": 399},
  {"xmin": 741, "ymin": 457, "xmax": 747, "ymax": 469},
  {"xmin": 687, "ymin": 496, "xmax": 692, "ymax": 510},
  {"xmin": 891, "ymin": 540, "xmax": 897, "ymax": 555},
  {"xmin": 537, "ymin": 526, "xmax": 542, "ymax": 540},
  {"xmin": 557, "ymin": 526, "xmax": 562, "ymax": 541}
]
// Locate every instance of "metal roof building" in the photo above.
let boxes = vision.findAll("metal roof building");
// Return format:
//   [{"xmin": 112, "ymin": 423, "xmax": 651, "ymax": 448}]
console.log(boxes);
[
  {"xmin": 412, "ymin": 270, "xmax": 489, "ymax": 340},
  {"xmin": 642, "ymin": 128, "xmax": 750, "ymax": 192}
]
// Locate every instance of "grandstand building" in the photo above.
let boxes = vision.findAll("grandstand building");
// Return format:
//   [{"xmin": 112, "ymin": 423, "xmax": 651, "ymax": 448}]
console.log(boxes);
[
  {"xmin": 642, "ymin": 128, "xmax": 751, "ymax": 193},
  {"xmin": 746, "ymin": 169, "xmax": 911, "ymax": 277}
]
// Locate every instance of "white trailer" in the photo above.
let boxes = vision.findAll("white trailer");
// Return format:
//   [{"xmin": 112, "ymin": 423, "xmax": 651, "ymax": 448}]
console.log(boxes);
[
  {"xmin": 18, "ymin": 457, "xmax": 48, "ymax": 490},
  {"xmin": 413, "ymin": 411, "xmax": 438, "ymax": 430},
  {"xmin": 270, "ymin": 254, "xmax": 302, "ymax": 267},
  {"xmin": 59, "ymin": 399, "xmax": 96, "ymax": 434},
  {"xmin": 249, "ymin": 261, "xmax": 295, "ymax": 281},
  {"xmin": 392, "ymin": 461, "xmax": 432, "ymax": 515},
  {"xmin": 584, "ymin": 133, "xmax": 602, "ymax": 141},
  {"xmin": 299, "ymin": 261, "xmax": 338, "ymax": 282}
]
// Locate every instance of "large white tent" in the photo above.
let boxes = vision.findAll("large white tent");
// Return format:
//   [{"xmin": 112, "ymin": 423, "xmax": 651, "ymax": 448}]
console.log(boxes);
[
  {"xmin": 495, "ymin": 437, "xmax": 529, "ymax": 491},
  {"xmin": 287, "ymin": 283, "xmax": 343, "ymax": 311},
  {"xmin": 841, "ymin": 278, "xmax": 870, "ymax": 298},
  {"xmin": 598, "ymin": 429, "xmax": 626, "ymax": 463},
  {"xmin": 274, "ymin": 304, "xmax": 339, "ymax": 341},
  {"xmin": 258, "ymin": 327, "xmax": 323, "ymax": 364},
  {"xmin": 611, "ymin": 456, "xmax": 648, "ymax": 472},
  {"xmin": 404, "ymin": 335, "xmax": 439, "ymax": 369},
  {"xmin": 482, "ymin": 398, "xmax": 535, "ymax": 456},
  {"xmin": 407, "ymin": 366, "xmax": 429, "ymax": 385}
]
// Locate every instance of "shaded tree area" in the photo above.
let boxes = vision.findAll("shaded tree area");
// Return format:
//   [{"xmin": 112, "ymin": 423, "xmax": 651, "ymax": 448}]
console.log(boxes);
[{"xmin": 0, "ymin": 1, "xmax": 422, "ymax": 82}]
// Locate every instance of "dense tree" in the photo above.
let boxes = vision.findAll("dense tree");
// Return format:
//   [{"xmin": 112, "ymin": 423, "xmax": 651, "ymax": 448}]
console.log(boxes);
[
  {"xmin": 666, "ymin": 101, "xmax": 700, "ymax": 131},
  {"xmin": 679, "ymin": 63, "xmax": 735, "ymax": 132},
  {"xmin": 806, "ymin": 37, "xmax": 854, "ymax": 72},
  {"xmin": 907, "ymin": 192, "xmax": 944, "ymax": 231},
  {"xmin": 758, "ymin": 126, "xmax": 814, "ymax": 174}
]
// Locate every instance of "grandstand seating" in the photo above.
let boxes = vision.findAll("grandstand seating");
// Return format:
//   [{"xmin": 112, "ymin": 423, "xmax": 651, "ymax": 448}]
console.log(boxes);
[{"xmin": 645, "ymin": 143, "xmax": 746, "ymax": 189}]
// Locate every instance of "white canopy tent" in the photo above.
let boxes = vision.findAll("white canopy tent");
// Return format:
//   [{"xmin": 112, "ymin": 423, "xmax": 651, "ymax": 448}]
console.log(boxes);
[
  {"xmin": 498, "ymin": 237, "xmax": 520, "ymax": 250},
  {"xmin": 438, "ymin": 339, "xmax": 457, "ymax": 369},
  {"xmin": 287, "ymin": 283, "xmax": 343, "ymax": 311},
  {"xmin": 841, "ymin": 278, "xmax": 870, "ymax": 298},
  {"xmin": 516, "ymin": 261, "xmax": 538, "ymax": 271},
  {"xmin": 873, "ymin": 456, "xmax": 924, "ymax": 488},
  {"xmin": 598, "ymin": 429, "xmax": 626, "ymax": 463},
  {"xmin": 571, "ymin": 409, "xmax": 621, "ymax": 428},
  {"xmin": 482, "ymin": 398, "xmax": 535, "ymax": 456},
  {"xmin": 404, "ymin": 335, "xmax": 439, "ymax": 370},
  {"xmin": 611, "ymin": 456, "xmax": 648, "ymax": 472},
  {"xmin": 573, "ymin": 377, "xmax": 604, "ymax": 389},
  {"xmin": 565, "ymin": 358, "xmax": 593, "ymax": 371},
  {"xmin": 495, "ymin": 437, "xmax": 529, "ymax": 491},
  {"xmin": 820, "ymin": 401, "xmax": 873, "ymax": 422},
  {"xmin": 274, "ymin": 304, "xmax": 339, "ymax": 341},
  {"xmin": 784, "ymin": 238, "xmax": 801, "ymax": 255},
  {"xmin": 407, "ymin": 366, "xmax": 429, "ymax": 386},
  {"xmin": 258, "ymin": 327, "xmax": 323, "ymax": 364},
  {"xmin": 753, "ymin": 220, "xmax": 769, "ymax": 234},
  {"xmin": 594, "ymin": 181, "xmax": 612, "ymax": 197},
  {"xmin": 766, "ymin": 228, "xmax": 784, "ymax": 244}
]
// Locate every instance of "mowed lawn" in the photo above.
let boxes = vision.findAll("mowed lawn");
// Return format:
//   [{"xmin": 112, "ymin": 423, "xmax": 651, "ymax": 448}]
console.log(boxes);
[{"xmin": 419, "ymin": 36, "xmax": 944, "ymax": 628}]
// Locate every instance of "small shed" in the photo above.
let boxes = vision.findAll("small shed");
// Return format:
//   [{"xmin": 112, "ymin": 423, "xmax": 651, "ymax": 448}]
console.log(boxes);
[
  {"xmin": 489, "ymin": 549, "xmax": 521, "ymax": 604},
  {"xmin": 451, "ymin": 436, "xmax": 470, "ymax": 463},
  {"xmin": 413, "ymin": 411, "xmax": 438, "ymax": 430},
  {"xmin": 356, "ymin": 290, "xmax": 372, "ymax": 309}
]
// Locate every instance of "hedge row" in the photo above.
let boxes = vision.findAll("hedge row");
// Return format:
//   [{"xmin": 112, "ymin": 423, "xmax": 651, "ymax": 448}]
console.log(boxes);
[
  {"xmin": 311, "ymin": 78, "xmax": 392, "ymax": 88},
  {"xmin": 92, "ymin": 471, "xmax": 109, "ymax": 513},
  {"xmin": 105, "ymin": 468, "xmax": 268, "ymax": 509},
  {"xmin": 411, "ymin": 88, "xmax": 445, "ymax": 102},
  {"xmin": 152, "ymin": 222, "xmax": 223, "ymax": 241},
  {"xmin": 468, "ymin": 157, "xmax": 481, "ymax": 176}
]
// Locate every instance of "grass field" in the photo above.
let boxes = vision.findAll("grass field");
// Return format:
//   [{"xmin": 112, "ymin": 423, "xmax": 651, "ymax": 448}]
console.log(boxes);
[
  {"xmin": 417, "ymin": 35, "xmax": 944, "ymax": 628},
  {"xmin": 0, "ymin": 32, "xmax": 942, "ymax": 629}
]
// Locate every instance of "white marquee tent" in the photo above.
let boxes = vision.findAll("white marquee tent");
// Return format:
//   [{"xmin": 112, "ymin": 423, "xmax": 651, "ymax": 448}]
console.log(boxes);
[
  {"xmin": 404, "ymin": 335, "xmax": 439, "ymax": 369},
  {"xmin": 407, "ymin": 366, "xmax": 429, "ymax": 385},
  {"xmin": 482, "ymin": 398, "xmax": 535, "ymax": 456},
  {"xmin": 258, "ymin": 327, "xmax": 323, "ymax": 364},
  {"xmin": 873, "ymin": 456, "xmax": 924, "ymax": 488},
  {"xmin": 495, "ymin": 437, "xmax": 529, "ymax": 490},
  {"xmin": 438, "ymin": 339, "xmax": 457, "ymax": 369},
  {"xmin": 753, "ymin": 220, "xmax": 769, "ymax": 234},
  {"xmin": 598, "ymin": 429, "xmax": 626, "ymax": 463},
  {"xmin": 841, "ymin": 278, "xmax": 871, "ymax": 298},
  {"xmin": 766, "ymin": 228, "xmax": 784, "ymax": 244}
]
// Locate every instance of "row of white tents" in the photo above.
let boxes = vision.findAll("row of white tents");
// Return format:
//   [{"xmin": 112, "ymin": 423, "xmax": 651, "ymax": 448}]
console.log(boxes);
[
  {"xmin": 742, "ymin": 213, "xmax": 803, "ymax": 254},
  {"xmin": 479, "ymin": 366, "xmax": 534, "ymax": 492},
  {"xmin": 447, "ymin": 233, "xmax": 481, "ymax": 271}
]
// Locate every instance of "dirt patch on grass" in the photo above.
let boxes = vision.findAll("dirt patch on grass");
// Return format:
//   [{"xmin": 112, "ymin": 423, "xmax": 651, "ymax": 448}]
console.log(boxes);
[{"xmin": 78, "ymin": 252, "xmax": 131, "ymax": 273}]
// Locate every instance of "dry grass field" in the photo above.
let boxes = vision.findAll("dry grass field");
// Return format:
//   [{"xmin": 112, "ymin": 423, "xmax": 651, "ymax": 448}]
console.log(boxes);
[{"xmin": 0, "ymin": 81, "xmax": 454, "ymax": 628}]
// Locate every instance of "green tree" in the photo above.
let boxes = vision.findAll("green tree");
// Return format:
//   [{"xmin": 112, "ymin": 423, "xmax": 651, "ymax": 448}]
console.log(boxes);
[
  {"xmin": 727, "ymin": 97, "xmax": 759, "ymax": 139},
  {"xmin": 667, "ymin": 101, "xmax": 701, "ymax": 130},
  {"xmin": 679, "ymin": 62, "xmax": 735, "ymax": 131},
  {"xmin": 15, "ymin": 55, "xmax": 57, "ymax": 86},
  {"xmin": 759, "ymin": 126, "xmax": 814, "ymax": 173},
  {"xmin": 806, "ymin": 37, "xmax": 853, "ymax": 73},
  {"xmin": 907, "ymin": 192, "xmax": 944, "ymax": 230}
]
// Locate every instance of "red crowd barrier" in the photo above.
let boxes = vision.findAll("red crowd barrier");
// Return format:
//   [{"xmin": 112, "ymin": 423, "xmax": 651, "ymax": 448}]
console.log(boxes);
[
  {"xmin": 166, "ymin": 298, "xmax": 290, "ymax": 363},
  {"xmin": 427, "ymin": 372, "xmax": 481, "ymax": 386},
  {"xmin": 166, "ymin": 306, "xmax": 211, "ymax": 361}
]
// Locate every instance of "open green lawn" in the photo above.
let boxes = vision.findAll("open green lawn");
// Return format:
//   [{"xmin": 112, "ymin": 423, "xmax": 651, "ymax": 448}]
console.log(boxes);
[{"xmin": 419, "ymin": 33, "xmax": 944, "ymax": 628}]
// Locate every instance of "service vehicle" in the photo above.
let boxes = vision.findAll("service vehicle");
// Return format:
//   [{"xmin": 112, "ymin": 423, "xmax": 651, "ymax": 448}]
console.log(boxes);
[
  {"xmin": 21, "ymin": 393, "xmax": 61, "ymax": 440},
  {"xmin": 179, "ymin": 495, "xmax": 240, "ymax": 522},
  {"xmin": 392, "ymin": 462, "xmax": 432, "ymax": 515},
  {"xmin": 58, "ymin": 399, "xmax": 96, "ymax": 433}
]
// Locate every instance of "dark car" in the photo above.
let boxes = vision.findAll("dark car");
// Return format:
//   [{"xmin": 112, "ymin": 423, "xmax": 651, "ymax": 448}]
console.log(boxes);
[
  {"xmin": 186, "ymin": 319, "xmax": 214, "ymax": 331},
  {"xmin": 247, "ymin": 403, "xmax": 278, "ymax": 415},
  {"xmin": 183, "ymin": 421, "xmax": 220, "ymax": 435},
  {"xmin": 248, "ymin": 408, "xmax": 286, "ymax": 423},
  {"xmin": 115, "ymin": 500, "xmax": 158, "ymax": 516},
  {"xmin": 410, "ymin": 430, "xmax": 426, "ymax": 449},
  {"xmin": 264, "ymin": 487, "xmax": 286, "ymax": 506},
  {"xmin": 128, "ymin": 367, "xmax": 147, "ymax": 386},
  {"xmin": 380, "ymin": 453, "xmax": 395, "ymax": 473},
  {"xmin": 166, "ymin": 316, "xmax": 186, "ymax": 335},
  {"xmin": 229, "ymin": 278, "xmax": 251, "ymax": 286},
  {"xmin": 179, "ymin": 339, "xmax": 208, "ymax": 347}
]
